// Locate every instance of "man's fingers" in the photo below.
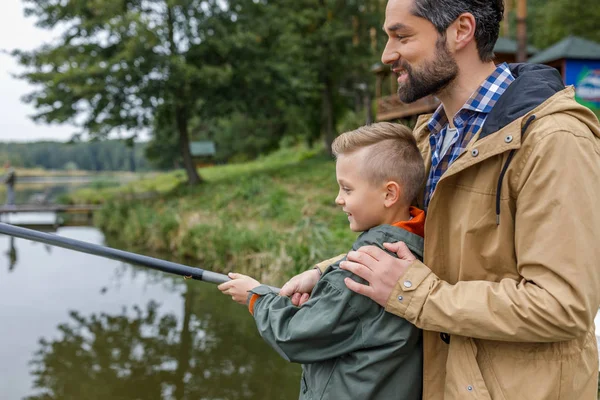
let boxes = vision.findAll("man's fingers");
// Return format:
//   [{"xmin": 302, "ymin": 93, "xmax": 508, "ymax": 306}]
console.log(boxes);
[
  {"xmin": 395, "ymin": 242, "xmax": 417, "ymax": 261},
  {"xmin": 382, "ymin": 241, "xmax": 402, "ymax": 252},
  {"xmin": 344, "ymin": 277, "xmax": 373, "ymax": 297},
  {"xmin": 352, "ymin": 245, "xmax": 389, "ymax": 263},
  {"xmin": 340, "ymin": 260, "xmax": 373, "ymax": 282},
  {"xmin": 383, "ymin": 241, "xmax": 417, "ymax": 261},
  {"xmin": 228, "ymin": 272, "xmax": 248, "ymax": 280}
]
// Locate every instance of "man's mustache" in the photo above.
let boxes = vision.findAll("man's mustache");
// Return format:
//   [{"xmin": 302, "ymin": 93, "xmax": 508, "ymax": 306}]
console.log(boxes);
[{"xmin": 392, "ymin": 61, "xmax": 412, "ymax": 73}]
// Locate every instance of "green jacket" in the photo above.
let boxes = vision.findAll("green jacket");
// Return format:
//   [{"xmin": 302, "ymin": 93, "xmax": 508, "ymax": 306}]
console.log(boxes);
[{"xmin": 250, "ymin": 225, "xmax": 424, "ymax": 400}]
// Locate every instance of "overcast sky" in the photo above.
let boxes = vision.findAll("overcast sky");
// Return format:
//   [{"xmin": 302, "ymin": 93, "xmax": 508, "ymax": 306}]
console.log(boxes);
[{"xmin": 1, "ymin": 0, "xmax": 92, "ymax": 142}]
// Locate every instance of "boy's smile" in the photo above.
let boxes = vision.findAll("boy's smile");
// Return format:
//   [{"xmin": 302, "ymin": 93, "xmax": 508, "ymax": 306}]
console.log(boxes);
[{"xmin": 335, "ymin": 148, "xmax": 388, "ymax": 232}]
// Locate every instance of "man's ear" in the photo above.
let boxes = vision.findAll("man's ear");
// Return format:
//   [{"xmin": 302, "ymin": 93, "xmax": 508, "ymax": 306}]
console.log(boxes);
[
  {"xmin": 384, "ymin": 181, "xmax": 402, "ymax": 208},
  {"xmin": 446, "ymin": 12, "xmax": 476, "ymax": 52}
]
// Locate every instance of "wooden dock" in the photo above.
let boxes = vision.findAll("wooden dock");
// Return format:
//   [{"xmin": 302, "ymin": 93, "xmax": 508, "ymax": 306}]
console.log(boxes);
[{"xmin": 0, "ymin": 204, "xmax": 102, "ymax": 215}]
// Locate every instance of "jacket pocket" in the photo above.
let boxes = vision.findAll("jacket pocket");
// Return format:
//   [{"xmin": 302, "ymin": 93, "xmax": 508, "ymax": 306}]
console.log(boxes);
[
  {"xmin": 476, "ymin": 339, "xmax": 562, "ymax": 400},
  {"xmin": 302, "ymin": 358, "xmax": 338, "ymax": 400},
  {"xmin": 444, "ymin": 336, "xmax": 493, "ymax": 400},
  {"xmin": 299, "ymin": 372, "xmax": 314, "ymax": 400}
]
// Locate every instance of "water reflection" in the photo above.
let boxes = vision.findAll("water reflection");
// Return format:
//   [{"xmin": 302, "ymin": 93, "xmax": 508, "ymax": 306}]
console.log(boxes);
[
  {"xmin": 6, "ymin": 236, "xmax": 17, "ymax": 271},
  {"xmin": 25, "ymin": 286, "xmax": 301, "ymax": 400},
  {"xmin": 0, "ymin": 227, "xmax": 300, "ymax": 400}
]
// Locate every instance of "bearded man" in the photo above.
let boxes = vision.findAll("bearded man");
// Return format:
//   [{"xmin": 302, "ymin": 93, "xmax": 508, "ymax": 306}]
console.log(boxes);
[{"xmin": 281, "ymin": 1, "xmax": 600, "ymax": 399}]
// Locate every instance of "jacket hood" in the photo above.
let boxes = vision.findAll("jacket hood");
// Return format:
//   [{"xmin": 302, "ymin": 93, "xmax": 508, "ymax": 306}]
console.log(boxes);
[{"xmin": 481, "ymin": 63, "xmax": 600, "ymax": 140}]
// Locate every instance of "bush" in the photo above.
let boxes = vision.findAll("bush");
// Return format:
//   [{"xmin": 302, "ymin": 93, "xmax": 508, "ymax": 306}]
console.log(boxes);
[{"xmin": 84, "ymin": 145, "xmax": 358, "ymax": 285}]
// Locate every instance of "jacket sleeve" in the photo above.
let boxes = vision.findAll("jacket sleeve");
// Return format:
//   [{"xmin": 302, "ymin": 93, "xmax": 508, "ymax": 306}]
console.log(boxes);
[
  {"xmin": 386, "ymin": 130, "xmax": 600, "ymax": 342},
  {"xmin": 250, "ymin": 273, "xmax": 367, "ymax": 364},
  {"xmin": 315, "ymin": 254, "xmax": 346, "ymax": 274}
]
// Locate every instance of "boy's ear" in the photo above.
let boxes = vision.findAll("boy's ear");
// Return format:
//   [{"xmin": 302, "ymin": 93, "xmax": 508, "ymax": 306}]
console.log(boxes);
[{"xmin": 384, "ymin": 181, "xmax": 402, "ymax": 208}]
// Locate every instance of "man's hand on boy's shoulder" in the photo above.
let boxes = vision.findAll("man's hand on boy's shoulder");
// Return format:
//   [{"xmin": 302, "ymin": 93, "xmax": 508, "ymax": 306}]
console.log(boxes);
[
  {"xmin": 218, "ymin": 273, "xmax": 261, "ymax": 305},
  {"xmin": 341, "ymin": 241, "xmax": 416, "ymax": 307}
]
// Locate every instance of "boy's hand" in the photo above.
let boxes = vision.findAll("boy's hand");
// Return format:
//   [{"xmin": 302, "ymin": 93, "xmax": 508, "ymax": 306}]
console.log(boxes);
[
  {"xmin": 279, "ymin": 268, "xmax": 320, "ymax": 306},
  {"xmin": 217, "ymin": 272, "xmax": 261, "ymax": 305}
]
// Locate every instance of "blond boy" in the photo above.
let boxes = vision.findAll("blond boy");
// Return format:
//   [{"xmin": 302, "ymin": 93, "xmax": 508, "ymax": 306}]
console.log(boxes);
[{"xmin": 219, "ymin": 122, "xmax": 425, "ymax": 400}]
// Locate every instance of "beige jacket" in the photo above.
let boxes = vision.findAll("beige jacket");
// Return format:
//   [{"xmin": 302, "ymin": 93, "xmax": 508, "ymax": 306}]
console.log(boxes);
[{"xmin": 387, "ymin": 65, "xmax": 600, "ymax": 399}]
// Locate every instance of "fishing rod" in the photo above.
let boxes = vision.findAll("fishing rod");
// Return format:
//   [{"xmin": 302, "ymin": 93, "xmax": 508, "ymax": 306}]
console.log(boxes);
[{"xmin": 0, "ymin": 222, "xmax": 279, "ymax": 292}]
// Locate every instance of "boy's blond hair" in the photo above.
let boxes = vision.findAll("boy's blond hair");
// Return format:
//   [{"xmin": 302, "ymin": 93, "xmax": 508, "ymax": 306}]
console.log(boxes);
[{"xmin": 332, "ymin": 122, "xmax": 425, "ymax": 205}]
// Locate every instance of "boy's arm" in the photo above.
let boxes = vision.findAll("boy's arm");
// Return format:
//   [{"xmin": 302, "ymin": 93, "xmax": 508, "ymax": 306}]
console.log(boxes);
[
  {"xmin": 249, "ymin": 270, "xmax": 366, "ymax": 364},
  {"xmin": 252, "ymin": 227, "xmax": 422, "ymax": 364},
  {"xmin": 278, "ymin": 255, "xmax": 345, "ymax": 304}
]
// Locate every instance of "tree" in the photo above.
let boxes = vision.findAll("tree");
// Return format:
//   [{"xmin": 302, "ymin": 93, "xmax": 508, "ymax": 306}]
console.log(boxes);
[
  {"xmin": 144, "ymin": 113, "xmax": 182, "ymax": 169},
  {"xmin": 296, "ymin": 0, "xmax": 385, "ymax": 154},
  {"xmin": 13, "ymin": 0, "xmax": 235, "ymax": 185},
  {"xmin": 516, "ymin": 0, "xmax": 600, "ymax": 50},
  {"xmin": 150, "ymin": 0, "xmax": 386, "ymax": 161},
  {"xmin": 14, "ymin": 0, "xmax": 388, "ymax": 169}
]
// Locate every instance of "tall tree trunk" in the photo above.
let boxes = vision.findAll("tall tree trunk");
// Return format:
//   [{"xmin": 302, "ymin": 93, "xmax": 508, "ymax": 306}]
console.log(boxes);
[
  {"xmin": 174, "ymin": 287, "xmax": 194, "ymax": 400},
  {"xmin": 175, "ymin": 105, "xmax": 203, "ymax": 185},
  {"xmin": 516, "ymin": 0, "xmax": 528, "ymax": 62},
  {"xmin": 364, "ymin": 90, "xmax": 373, "ymax": 125},
  {"xmin": 322, "ymin": 76, "xmax": 335, "ymax": 157},
  {"xmin": 129, "ymin": 144, "xmax": 136, "ymax": 172},
  {"xmin": 319, "ymin": 0, "xmax": 336, "ymax": 157},
  {"xmin": 167, "ymin": 3, "xmax": 202, "ymax": 185}
]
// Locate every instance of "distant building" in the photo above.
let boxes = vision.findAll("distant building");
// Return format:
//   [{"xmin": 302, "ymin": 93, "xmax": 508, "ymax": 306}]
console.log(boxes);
[
  {"xmin": 190, "ymin": 141, "xmax": 217, "ymax": 168},
  {"xmin": 528, "ymin": 36, "xmax": 600, "ymax": 113},
  {"xmin": 374, "ymin": 38, "xmax": 538, "ymax": 122}
]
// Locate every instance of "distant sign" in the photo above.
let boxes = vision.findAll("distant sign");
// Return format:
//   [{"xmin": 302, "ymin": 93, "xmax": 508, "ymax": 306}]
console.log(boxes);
[{"xmin": 566, "ymin": 60, "xmax": 600, "ymax": 111}]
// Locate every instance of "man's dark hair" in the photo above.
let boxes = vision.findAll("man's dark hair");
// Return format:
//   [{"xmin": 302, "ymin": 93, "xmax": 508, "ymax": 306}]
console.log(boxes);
[{"xmin": 411, "ymin": 0, "xmax": 504, "ymax": 62}]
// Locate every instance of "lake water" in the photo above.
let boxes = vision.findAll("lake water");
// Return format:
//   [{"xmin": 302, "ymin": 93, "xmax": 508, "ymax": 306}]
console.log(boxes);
[{"xmin": 0, "ymin": 226, "xmax": 300, "ymax": 400}]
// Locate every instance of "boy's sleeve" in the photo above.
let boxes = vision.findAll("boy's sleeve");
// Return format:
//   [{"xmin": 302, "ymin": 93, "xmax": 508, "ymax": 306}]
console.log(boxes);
[
  {"xmin": 249, "ymin": 271, "xmax": 366, "ymax": 364},
  {"xmin": 250, "ymin": 227, "xmax": 421, "ymax": 364}
]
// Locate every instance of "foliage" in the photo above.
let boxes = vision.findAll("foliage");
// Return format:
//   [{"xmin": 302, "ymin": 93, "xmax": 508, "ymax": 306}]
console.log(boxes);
[
  {"xmin": 13, "ymin": 0, "xmax": 387, "ymax": 174},
  {"xmin": 12, "ymin": 0, "xmax": 240, "ymax": 184},
  {"xmin": 68, "ymin": 146, "xmax": 355, "ymax": 284},
  {"xmin": 0, "ymin": 139, "xmax": 150, "ymax": 171},
  {"xmin": 528, "ymin": 0, "xmax": 600, "ymax": 49}
]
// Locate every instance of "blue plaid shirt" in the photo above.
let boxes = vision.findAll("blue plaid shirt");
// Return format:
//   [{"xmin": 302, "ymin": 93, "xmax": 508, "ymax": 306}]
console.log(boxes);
[{"xmin": 423, "ymin": 63, "xmax": 515, "ymax": 210}]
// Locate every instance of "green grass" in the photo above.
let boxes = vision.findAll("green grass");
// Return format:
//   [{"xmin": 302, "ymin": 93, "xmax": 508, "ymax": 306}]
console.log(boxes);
[{"xmin": 69, "ymin": 146, "xmax": 357, "ymax": 285}]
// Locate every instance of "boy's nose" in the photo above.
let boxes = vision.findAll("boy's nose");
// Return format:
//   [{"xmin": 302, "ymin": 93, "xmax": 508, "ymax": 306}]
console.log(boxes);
[{"xmin": 335, "ymin": 194, "xmax": 344, "ymax": 205}]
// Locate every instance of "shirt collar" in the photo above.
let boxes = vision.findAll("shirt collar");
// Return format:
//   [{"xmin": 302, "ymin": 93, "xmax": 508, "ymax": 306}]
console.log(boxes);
[{"xmin": 427, "ymin": 63, "xmax": 515, "ymax": 135}]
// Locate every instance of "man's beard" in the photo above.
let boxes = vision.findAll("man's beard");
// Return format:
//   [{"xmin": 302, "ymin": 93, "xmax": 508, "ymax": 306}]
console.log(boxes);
[{"xmin": 396, "ymin": 36, "xmax": 458, "ymax": 103}]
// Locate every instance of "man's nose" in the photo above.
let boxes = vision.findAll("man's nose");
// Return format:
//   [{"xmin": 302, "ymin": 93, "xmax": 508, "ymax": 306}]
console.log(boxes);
[{"xmin": 382, "ymin": 40, "xmax": 399, "ymax": 65}]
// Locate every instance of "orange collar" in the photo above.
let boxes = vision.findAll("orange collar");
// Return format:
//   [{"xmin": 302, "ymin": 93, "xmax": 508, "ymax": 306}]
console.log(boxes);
[{"xmin": 392, "ymin": 207, "xmax": 425, "ymax": 238}]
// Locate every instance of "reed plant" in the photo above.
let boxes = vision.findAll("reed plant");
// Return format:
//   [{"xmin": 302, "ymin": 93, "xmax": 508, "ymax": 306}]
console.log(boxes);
[{"xmin": 86, "ymin": 146, "xmax": 357, "ymax": 285}]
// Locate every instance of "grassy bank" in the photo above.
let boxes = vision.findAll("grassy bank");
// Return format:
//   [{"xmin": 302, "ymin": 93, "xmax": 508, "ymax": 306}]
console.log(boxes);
[{"xmin": 68, "ymin": 146, "xmax": 357, "ymax": 286}]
